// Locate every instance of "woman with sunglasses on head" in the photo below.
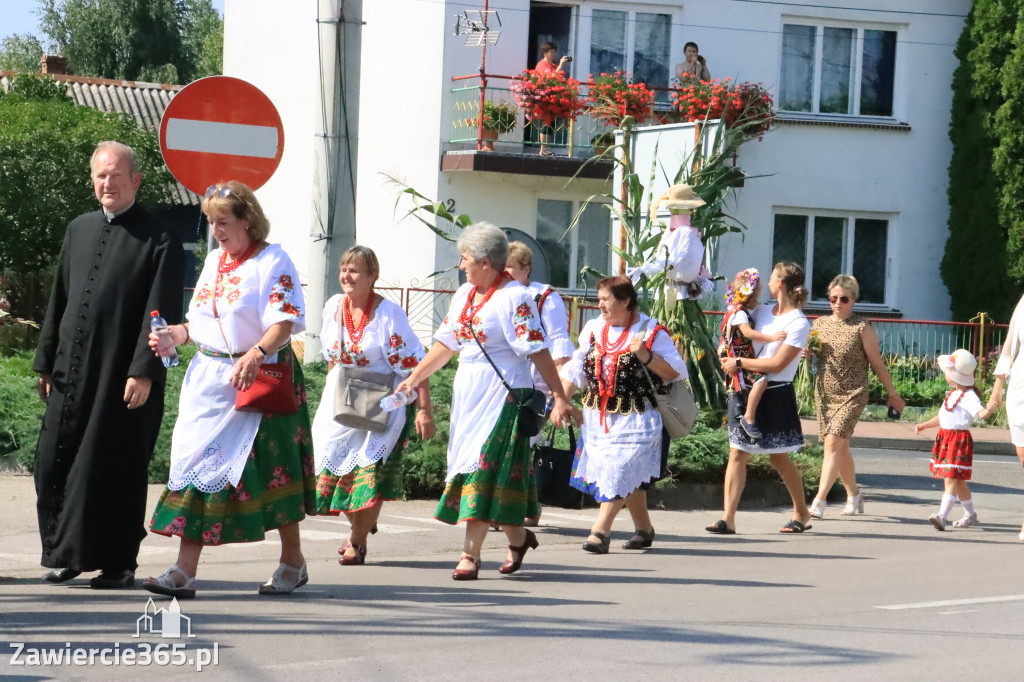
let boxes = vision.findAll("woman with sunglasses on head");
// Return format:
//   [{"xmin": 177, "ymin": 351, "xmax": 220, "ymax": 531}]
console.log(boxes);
[
  {"xmin": 806, "ymin": 275, "xmax": 904, "ymax": 519},
  {"xmin": 143, "ymin": 181, "xmax": 317, "ymax": 599}
]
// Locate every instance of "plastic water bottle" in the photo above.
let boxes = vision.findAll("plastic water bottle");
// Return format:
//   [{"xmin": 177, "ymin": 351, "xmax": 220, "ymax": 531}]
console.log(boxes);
[
  {"xmin": 380, "ymin": 389, "xmax": 416, "ymax": 412},
  {"xmin": 150, "ymin": 310, "xmax": 179, "ymax": 368}
]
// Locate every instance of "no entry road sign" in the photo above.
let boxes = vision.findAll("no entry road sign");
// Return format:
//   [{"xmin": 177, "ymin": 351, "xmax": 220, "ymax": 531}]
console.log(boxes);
[{"xmin": 159, "ymin": 76, "xmax": 285, "ymax": 195}]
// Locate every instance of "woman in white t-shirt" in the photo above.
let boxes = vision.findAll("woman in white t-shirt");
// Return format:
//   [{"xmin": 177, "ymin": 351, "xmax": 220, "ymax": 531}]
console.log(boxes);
[{"xmin": 706, "ymin": 262, "xmax": 814, "ymax": 535}]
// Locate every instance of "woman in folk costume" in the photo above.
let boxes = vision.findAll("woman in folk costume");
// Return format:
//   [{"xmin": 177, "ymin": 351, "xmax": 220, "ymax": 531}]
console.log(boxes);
[
  {"xmin": 312, "ymin": 246, "xmax": 433, "ymax": 566},
  {"xmin": 143, "ymin": 181, "xmax": 316, "ymax": 599},
  {"xmin": 560, "ymin": 276, "xmax": 688, "ymax": 553},
  {"xmin": 505, "ymin": 241, "xmax": 576, "ymax": 527},
  {"xmin": 628, "ymin": 184, "xmax": 713, "ymax": 300},
  {"xmin": 395, "ymin": 223, "xmax": 580, "ymax": 580}
]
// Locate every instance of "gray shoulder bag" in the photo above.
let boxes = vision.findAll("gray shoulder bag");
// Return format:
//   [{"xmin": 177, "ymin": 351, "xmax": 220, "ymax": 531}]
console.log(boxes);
[{"xmin": 332, "ymin": 298, "xmax": 394, "ymax": 433}]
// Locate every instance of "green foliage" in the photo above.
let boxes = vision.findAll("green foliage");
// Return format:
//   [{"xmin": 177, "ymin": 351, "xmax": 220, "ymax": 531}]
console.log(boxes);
[
  {"xmin": 0, "ymin": 74, "xmax": 175, "ymax": 273},
  {"xmin": 0, "ymin": 33, "xmax": 44, "ymax": 72},
  {"xmin": 942, "ymin": 2, "xmax": 1018, "ymax": 321},
  {"xmin": 33, "ymin": 0, "xmax": 222, "ymax": 83},
  {"xmin": 0, "ymin": 351, "xmax": 42, "ymax": 461}
]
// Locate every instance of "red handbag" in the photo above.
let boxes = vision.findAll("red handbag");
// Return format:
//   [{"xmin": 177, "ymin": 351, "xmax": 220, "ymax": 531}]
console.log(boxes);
[
  {"xmin": 212, "ymin": 270, "xmax": 299, "ymax": 416},
  {"xmin": 235, "ymin": 360, "xmax": 298, "ymax": 415}
]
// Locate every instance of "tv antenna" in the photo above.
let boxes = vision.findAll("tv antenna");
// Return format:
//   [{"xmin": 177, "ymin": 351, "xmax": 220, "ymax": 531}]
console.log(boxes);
[
  {"xmin": 453, "ymin": 4, "xmax": 502, "ymax": 151},
  {"xmin": 453, "ymin": 9, "xmax": 501, "ymax": 46}
]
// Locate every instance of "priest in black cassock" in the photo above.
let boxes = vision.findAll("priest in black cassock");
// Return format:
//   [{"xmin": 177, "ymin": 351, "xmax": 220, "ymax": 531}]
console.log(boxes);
[{"xmin": 33, "ymin": 140, "xmax": 185, "ymax": 589}]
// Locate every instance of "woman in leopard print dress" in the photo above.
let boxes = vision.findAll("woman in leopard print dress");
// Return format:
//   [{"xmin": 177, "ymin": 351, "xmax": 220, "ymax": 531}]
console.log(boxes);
[{"xmin": 809, "ymin": 275, "xmax": 904, "ymax": 519}]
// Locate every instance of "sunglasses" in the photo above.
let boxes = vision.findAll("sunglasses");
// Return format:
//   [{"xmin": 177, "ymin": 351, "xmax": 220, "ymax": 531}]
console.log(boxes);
[
  {"xmin": 829, "ymin": 295, "xmax": 851, "ymax": 304},
  {"xmin": 205, "ymin": 185, "xmax": 232, "ymax": 198}
]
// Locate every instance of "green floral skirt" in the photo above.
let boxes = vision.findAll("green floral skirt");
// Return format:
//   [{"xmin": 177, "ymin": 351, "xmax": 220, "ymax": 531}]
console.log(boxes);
[
  {"xmin": 435, "ymin": 388, "xmax": 539, "ymax": 526},
  {"xmin": 149, "ymin": 350, "xmax": 317, "ymax": 545},
  {"xmin": 315, "ymin": 406, "xmax": 413, "ymax": 514}
]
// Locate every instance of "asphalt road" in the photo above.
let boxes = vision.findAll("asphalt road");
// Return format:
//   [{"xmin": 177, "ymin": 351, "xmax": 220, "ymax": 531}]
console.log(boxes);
[{"xmin": 2, "ymin": 447, "xmax": 1024, "ymax": 681}]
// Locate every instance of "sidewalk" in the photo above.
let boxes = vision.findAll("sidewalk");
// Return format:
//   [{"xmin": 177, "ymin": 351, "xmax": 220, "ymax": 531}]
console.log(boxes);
[{"xmin": 800, "ymin": 418, "xmax": 1016, "ymax": 456}]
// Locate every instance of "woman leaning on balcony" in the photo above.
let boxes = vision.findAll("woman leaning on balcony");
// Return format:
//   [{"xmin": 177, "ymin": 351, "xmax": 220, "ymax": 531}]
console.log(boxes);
[
  {"xmin": 394, "ymin": 222, "xmax": 580, "ymax": 580},
  {"xmin": 806, "ymin": 275, "xmax": 904, "ymax": 519}
]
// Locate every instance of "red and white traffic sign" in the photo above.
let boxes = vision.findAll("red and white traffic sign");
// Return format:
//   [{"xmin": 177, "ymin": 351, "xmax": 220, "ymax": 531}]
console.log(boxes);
[{"xmin": 159, "ymin": 76, "xmax": 285, "ymax": 195}]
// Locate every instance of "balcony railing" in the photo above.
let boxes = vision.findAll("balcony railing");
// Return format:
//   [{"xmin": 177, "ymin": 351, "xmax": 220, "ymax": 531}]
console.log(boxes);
[{"xmin": 447, "ymin": 74, "xmax": 678, "ymax": 157}]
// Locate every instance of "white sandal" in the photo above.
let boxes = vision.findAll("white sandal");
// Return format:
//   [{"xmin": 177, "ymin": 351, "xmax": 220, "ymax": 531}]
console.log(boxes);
[
  {"xmin": 258, "ymin": 561, "xmax": 308, "ymax": 595},
  {"xmin": 809, "ymin": 498, "xmax": 826, "ymax": 519},
  {"xmin": 840, "ymin": 493, "xmax": 864, "ymax": 516},
  {"xmin": 143, "ymin": 565, "xmax": 197, "ymax": 599}
]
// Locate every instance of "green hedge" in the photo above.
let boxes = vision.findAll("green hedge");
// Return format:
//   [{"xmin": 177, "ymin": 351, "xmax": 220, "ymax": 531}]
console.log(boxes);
[{"xmin": 3, "ymin": 349, "xmax": 824, "ymax": 497}]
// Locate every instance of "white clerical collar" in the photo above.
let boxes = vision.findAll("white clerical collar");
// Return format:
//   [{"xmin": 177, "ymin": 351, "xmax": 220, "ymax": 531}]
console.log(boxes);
[{"xmin": 104, "ymin": 201, "xmax": 135, "ymax": 223}]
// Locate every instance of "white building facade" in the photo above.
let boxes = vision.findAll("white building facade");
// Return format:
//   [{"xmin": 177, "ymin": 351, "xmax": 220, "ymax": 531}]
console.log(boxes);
[{"xmin": 223, "ymin": 0, "xmax": 969, "ymax": 353}]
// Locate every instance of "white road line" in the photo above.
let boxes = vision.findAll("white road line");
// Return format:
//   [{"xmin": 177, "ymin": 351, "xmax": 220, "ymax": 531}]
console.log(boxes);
[
  {"xmin": 164, "ymin": 119, "xmax": 279, "ymax": 158},
  {"xmin": 876, "ymin": 594, "xmax": 1024, "ymax": 610},
  {"xmin": 383, "ymin": 514, "xmax": 450, "ymax": 527}
]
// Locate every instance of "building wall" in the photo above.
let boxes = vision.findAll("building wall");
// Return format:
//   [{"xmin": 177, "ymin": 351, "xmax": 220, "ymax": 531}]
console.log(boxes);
[{"xmin": 223, "ymin": 0, "xmax": 319, "ymax": 278}]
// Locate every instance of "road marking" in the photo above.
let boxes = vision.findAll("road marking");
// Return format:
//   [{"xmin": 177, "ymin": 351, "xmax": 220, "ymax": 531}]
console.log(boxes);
[
  {"xmin": 383, "ymin": 514, "xmax": 450, "ymax": 527},
  {"xmin": 876, "ymin": 595, "xmax": 1024, "ymax": 610}
]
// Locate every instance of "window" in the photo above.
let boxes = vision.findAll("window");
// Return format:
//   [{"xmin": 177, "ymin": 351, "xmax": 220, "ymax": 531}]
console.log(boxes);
[
  {"xmin": 772, "ymin": 212, "xmax": 890, "ymax": 304},
  {"xmin": 780, "ymin": 22, "xmax": 897, "ymax": 117},
  {"xmin": 587, "ymin": 9, "xmax": 671, "ymax": 100},
  {"xmin": 537, "ymin": 199, "xmax": 611, "ymax": 291}
]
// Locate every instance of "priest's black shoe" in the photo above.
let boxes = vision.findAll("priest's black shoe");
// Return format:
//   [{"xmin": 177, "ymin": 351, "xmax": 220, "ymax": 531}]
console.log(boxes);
[
  {"xmin": 43, "ymin": 568, "xmax": 81, "ymax": 583},
  {"xmin": 90, "ymin": 569, "xmax": 136, "ymax": 589}
]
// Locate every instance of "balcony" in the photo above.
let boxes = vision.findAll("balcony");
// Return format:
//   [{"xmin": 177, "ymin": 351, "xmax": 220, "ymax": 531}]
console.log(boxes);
[{"xmin": 442, "ymin": 77, "xmax": 621, "ymax": 179}]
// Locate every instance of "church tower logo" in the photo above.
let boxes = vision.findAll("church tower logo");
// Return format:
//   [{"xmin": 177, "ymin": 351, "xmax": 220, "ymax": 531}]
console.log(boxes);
[{"xmin": 134, "ymin": 597, "xmax": 196, "ymax": 639}]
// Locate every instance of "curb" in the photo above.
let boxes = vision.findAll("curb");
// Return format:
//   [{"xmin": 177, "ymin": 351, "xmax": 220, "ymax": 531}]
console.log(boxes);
[{"xmin": 802, "ymin": 434, "xmax": 1018, "ymax": 457}]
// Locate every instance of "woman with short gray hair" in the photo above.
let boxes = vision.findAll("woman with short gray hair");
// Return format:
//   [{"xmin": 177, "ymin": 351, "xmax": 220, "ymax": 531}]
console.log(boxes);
[{"xmin": 395, "ymin": 222, "xmax": 580, "ymax": 580}]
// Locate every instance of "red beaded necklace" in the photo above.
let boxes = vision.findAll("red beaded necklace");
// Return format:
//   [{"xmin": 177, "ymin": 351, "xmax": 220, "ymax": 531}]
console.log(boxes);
[
  {"xmin": 217, "ymin": 242, "xmax": 260, "ymax": 273},
  {"xmin": 943, "ymin": 388, "xmax": 965, "ymax": 412},
  {"xmin": 458, "ymin": 274, "xmax": 508, "ymax": 326},
  {"xmin": 595, "ymin": 313, "xmax": 635, "ymax": 432},
  {"xmin": 343, "ymin": 292, "xmax": 373, "ymax": 345}
]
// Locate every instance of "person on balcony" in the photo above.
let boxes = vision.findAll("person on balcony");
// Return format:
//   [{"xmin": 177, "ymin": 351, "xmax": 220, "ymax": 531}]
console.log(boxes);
[
  {"xmin": 534, "ymin": 41, "xmax": 570, "ymax": 156},
  {"xmin": 675, "ymin": 41, "xmax": 711, "ymax": 82}
]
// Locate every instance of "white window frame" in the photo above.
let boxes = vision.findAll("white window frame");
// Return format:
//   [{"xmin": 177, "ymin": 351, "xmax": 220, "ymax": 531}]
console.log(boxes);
[
  {"xmin": 778, "ymin": 16, "xmax": 904, "ymax": 121},
  {"xmin": 535, "ymin": 196, "xmax": 613, "ymax": 295},
  {"xmin": 772, "ymin": 207, "xmax": 896, "ymax": 308}
]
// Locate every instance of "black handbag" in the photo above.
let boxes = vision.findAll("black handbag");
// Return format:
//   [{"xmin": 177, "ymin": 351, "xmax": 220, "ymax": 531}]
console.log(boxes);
[
  {"xmin": 470, "ymin": 328, "xmax": 546, "ymax": 439},
  {"xmin": 533, "ymin": 424, "xmax": 582, "ymax": 508}
]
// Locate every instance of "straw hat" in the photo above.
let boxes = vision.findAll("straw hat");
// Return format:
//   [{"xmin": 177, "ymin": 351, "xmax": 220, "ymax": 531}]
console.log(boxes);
[
  {"xmin": 649, "ymin": 184, "xmax": 706, "ymax": 222},
  {"xmin": 937, "ymin": 349, "xmax": 977, "ymax": 387}
]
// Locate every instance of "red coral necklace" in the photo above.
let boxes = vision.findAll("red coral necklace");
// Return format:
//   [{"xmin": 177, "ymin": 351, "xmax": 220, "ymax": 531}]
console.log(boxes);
[
  {"xmin": 218, "ymin": 242, "xmax": 260, "ymax": 273},
  {"xmin": 343, "ymin": 292, "xmax": 373, "ymax": 345},
  {"xmin": 943, "ymin": 389, "xmax": 965, "ymax": 411},
  {"xmin": 458, "ymin": 274, "xmax": 508, "ymax": 326},
  {"xmin": 595, "ymin": 313, "xmax": 635, "ymax": 432}
]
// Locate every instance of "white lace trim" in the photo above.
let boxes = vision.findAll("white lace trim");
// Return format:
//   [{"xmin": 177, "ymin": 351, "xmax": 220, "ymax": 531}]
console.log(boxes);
[{"xmin": 574, "ymin": 410, "xmax": 662, "ymax": 498}]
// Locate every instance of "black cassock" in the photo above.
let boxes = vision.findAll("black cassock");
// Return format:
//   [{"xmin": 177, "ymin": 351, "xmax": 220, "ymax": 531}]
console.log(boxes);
[{"xmin": 33, "ymin": 204, "xmax": 184, "ymax": 572}]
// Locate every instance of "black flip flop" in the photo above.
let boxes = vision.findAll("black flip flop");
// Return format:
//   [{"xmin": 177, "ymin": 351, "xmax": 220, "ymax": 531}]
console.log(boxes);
[
  {"xmin": 705, "ymin": 520, "xmax": 736, "ymax": 535},
  {"xmin": 779, "ymin": 519, "xmax": 811, "ymax": 534}
]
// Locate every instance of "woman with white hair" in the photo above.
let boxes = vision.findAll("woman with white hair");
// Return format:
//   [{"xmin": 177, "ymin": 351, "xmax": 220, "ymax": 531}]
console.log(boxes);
[{"xmin": 396, "ymin": 223, "xmax": 580, "ymax": 580}]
